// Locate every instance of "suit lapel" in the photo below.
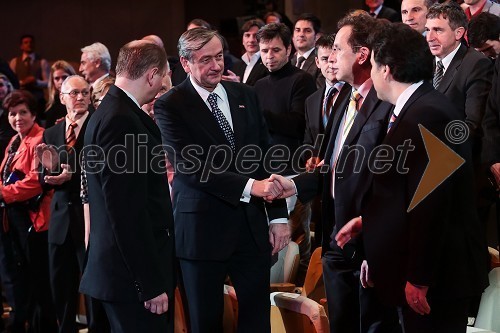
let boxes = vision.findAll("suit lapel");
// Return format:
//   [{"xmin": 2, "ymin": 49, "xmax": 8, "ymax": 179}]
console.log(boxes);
[
  {"xmin": 246, "ymin": 59, "xmax": 267, "ymax": 85},
  {"xmin": 343, "ymin": 87, "xmax": 380, "ymax": 147},
  {"xmin": 437, "ymin": 44, "xmax": 466, "ymax": 94},
  {"xmin": 323, "ymin": 87, "xmax": 351, "ymax": 163}
]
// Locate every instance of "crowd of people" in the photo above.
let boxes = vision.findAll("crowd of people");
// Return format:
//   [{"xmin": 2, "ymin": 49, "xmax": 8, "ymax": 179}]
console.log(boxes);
[{"xmin": 0, "ymin": 0, "xmax": 498, "ymax": 332}]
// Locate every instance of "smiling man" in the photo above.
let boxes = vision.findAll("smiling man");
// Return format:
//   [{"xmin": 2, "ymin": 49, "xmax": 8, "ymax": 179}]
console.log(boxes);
[
  {"xmin": 79, "ymin": 42, "xmax": 111, "ymax": 89},
  {"xmin": 154, "ymin": 28, "xmax": 289, "ymax": 333}
]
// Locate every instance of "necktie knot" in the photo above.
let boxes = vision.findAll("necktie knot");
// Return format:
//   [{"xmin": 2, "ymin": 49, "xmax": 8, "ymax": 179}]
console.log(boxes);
[
  {"xmin": 387, "ymin": 111, "xmax": 398, "ymax": 133},
  {"xmin": 297, "ymin": 56, "xmax": 306, "ymax": 68},
  {"xmin": 436, "ymin": 60, "xmax": 444, "ymax": 70},
  {"xmin": 69, "ymin": 122, "xmax": 78, "ymax": 129},
  {"xmin": 350, "ymin": 90, "xmax": 361, "ymax": 107}
]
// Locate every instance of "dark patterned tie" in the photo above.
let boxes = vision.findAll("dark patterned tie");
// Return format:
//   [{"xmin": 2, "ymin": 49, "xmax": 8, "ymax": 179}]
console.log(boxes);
[
  {"xmin": 322, "ymin": 87, "xmax": 337, "ymax": 128},
  {"xmin": 387, "ymin": 111, "xmax": 398, "ymax": 133},
  {"xmin": 207, "ymin": 93, "xmax": 236, "ymax": 151},
  {"xmin": 66, "ymin": 122, "xmax": 78, "ymax": 152},
  {"xmin": 296, "ymin": 56, "xmax": 306, "ymax": 69},
  {"xmin": 433, "ymin": 60, "xmax": 444, "ymax": 89}
]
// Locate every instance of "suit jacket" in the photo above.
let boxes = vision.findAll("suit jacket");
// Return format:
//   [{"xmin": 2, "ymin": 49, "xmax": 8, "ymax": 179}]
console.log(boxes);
[
  {"xmin": 231, "ymin": 56, "xmax": 269, "ymax": 86},
  {"xmin": 362, "ymin": 82, "xmax": 488, "ymax": 305},
  {"xmin": 1, "ymin": 124, "xmax": 52, "ymax": 231},
  {"xmin": 482, "ymin": 57, "xmax": 500, "ymax": 166},
  {"xmin": 154, "ymin": 79, "xmax": 288, "ymax": 261},
  {"xmin": 42, "ymin": 113, "xmax": 91, "ymax": 245},
  {"xmin": 79, "ymin": 85, "xmax": 175, "ymax": 304},
  {"xmin": 436, "ymin": 45, "xmax": 493, "ymax": 154},
  {"xmin": 290, "ymin": 51, "xmax": 324, "ymax": 90},
  {"xmin": 302, "ymin": 83, "xmax": 351, "ymax": 161},
  {"xmin": 294, "ymin": 85, "xmax": 393, "ymax": 256},
  {"xmin": 376, "ymin": 6, "xmax": 401, "ymax": 22}
]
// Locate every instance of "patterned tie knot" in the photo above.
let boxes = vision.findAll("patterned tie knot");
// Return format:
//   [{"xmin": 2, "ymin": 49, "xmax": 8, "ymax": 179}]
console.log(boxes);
[
  {"xmin": 69, "ymin": 122, "xmax": 78, "ymax": 130},
  {"xmin": 297, "ymin": 56, "xmax": 306, "ymax": 68},
  {"xmin": 436, "ymin": 60, "xmax": 444, "ymax": 71},
  {"xmin": 350, "ymin": 90, "xmax": 361, "ymax": 108},
  {"xmin": 207, "ymin": 93, "xmax": 218, "ymax": 107}
]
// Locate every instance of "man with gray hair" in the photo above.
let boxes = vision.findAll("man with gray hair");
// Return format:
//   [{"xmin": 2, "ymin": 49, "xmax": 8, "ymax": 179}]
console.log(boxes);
[
  {"xmin": 155, "ymin": 28, "xmax": 289, "ymax": 333},
  {"xmin": 80, "ymin": 40, "xmax": 175, "ymax": 332},
  {"xmin": 79, "ymin": 42, "xmax": 112, "ymax": 89}
]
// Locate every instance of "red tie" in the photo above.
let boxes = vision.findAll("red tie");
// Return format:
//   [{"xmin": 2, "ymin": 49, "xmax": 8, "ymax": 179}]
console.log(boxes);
[{"xmin": 66, "ymin": 122, "xmax": 77, "ymax": 151}]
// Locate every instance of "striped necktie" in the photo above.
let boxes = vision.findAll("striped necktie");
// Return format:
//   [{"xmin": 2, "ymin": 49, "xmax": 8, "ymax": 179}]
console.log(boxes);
[
  {"xmin": 322, "ymin": 87, "xmax": 336, "ymax": 127},
  {"xmin": 387, "ymin": 111, "xmax": 397, "ymax": 133},
  {"xmin": 433, "ymin": 60, "xmax": 444, "ymax": 89},
  {"xmin": 343, "ymin": 90, "xmax": 361, "ymax": 137},
  {"xmin": 66, "ymin": 122, "xmax": 77, "ymax": 152}
]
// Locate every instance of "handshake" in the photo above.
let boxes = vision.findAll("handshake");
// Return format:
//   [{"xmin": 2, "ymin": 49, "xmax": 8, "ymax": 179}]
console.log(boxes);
[{"xmin": 250, "ymin": 174, "xmax": 297, "ymax": 201}]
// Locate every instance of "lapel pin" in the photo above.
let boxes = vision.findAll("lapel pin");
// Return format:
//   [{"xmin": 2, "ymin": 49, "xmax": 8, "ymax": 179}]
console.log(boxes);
[{"xmin": 238, "ymin": 105, "xmax": 245, "ymax": 109}]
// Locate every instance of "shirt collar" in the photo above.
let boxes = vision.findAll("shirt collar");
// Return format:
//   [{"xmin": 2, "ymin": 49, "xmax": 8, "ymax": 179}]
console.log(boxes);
[
  {"xmin": 372, "ymin": 5, "xmax": 383, "ymax": 15},
  {"xmin": 393, "ymin": 81, "xmax": 424, "ymax": 117},
  {"xmin": 117, "ymin": 86, "xmax": 141, "ymax": 109},
  {"xmin": 356, "ymin": 78, "xmax": 373, "ymax": 99},
  {"xmin": 92, "ymin": 73, "xmax": 110, "ymax": 89},
  {"xmin": 189, "ymin": 75, "xmax": 227, "ymax": 104},
  {"xmin": 297, "ymin": 47, "xmax": 315, "ymax": 60},
  {"xmin": 66, "ymin": 111, "xmax": 89, "ymax": 128},
  {"xmin": 241, "ymin": 52, "xmax": 260, "ymax": 66},
  {"xmin": 436, "ymin": 43, "xmax": 461, "ymax": 71}
]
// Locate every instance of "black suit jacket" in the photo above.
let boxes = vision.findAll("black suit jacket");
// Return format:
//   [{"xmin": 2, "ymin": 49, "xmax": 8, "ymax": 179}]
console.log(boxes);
[
  {"xmin": 303, "ymin": 83, "xmax": 351, "ymax": 161},
  {"xmin": 362, "ymin": 82, "xmax": 488, "ymax": 305},
  {"xmin": 294, "ymin": 85, "xmax": 393, "ymax": 256},
  {"xmin": 43, "ymin": 113, "xmax": 91, "ymax": 246},
  {"xmin": 154, "ymin": 79, "xmax": 288, "ymax": 261},
  {"xmin": 482, "ymin": 57, "xmax": 500, "ymax": 166},
  {"xmin": 436, "ymin": 45, "xmax": 493, "ymax": 153},
  {"xmin": 291, "ymin": 51, "xmax": 324, "ymax": 90},
  {"xmin": 231, "ymin": 56, "xmax": 269, "ymax": 86},
  {"xmin": 377, "ymin": 6, "xmax": 401, "ymax": 22},
  {"xmin": 80, "ymin": 85, "xmax": 175, "ymax": 304}
]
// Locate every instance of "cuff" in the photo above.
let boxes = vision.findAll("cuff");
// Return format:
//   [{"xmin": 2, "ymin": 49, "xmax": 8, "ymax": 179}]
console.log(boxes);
[{"xmin": 240, "ymin": 178, "xmax": 254, "ymax": 203}]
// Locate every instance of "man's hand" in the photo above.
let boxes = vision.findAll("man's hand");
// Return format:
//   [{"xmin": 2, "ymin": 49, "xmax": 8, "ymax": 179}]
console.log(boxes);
[
  {"xmin": 144, "ymin": 292, "xmax": 169, "ymax": 314},
  {"xmin": 305, "ymin": 157, "xmax": 320, "ymax": 172},
  {"xmin": 251, "ymin": 179, "xmax": 283, "ymax": 198},
  {"xmin": 269, "ymin": 223, "xmax": 291, "ymax": 255},
  {"xmin": 266, "ymin": 174, "xmax": 296, "ymax": 201},
  {"xmin": 490, "ymin": 163, "xmax": 500, "ymax": 188},
  {"xmin": 44, "ymin": 164, "xmax": 72, "ymax": 185},
  {"xmin": 221, "ymin": 70, "xmax": 241, "ymax": 83},
  {"xmin": 36, "ymin": 143, "xmax": 60, "ymax": 172},
  {"xmin": 335, "ymin": 216, "xmax": 362, "ymax": 248},
  {"xmin": 360, "ymin": 260, "xmax": 374, "ymax": 288},
  {"xmin": 405, "ymin": 282, "xmax": 430, "ymax": 315}
]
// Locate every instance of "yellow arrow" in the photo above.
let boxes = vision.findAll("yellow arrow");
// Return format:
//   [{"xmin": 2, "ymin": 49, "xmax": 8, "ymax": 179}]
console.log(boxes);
[{"xmin": 408, "ymin": 124, "xmax": 465, "ymax": 212}]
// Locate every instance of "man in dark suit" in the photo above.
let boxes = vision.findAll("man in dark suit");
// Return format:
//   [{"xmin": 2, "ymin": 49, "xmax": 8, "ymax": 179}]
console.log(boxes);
[
  {"xmin": 366, "ymin": 0, "xmax": 401, "ymax": 21},
  {"xmin": 290, "ymin": 13, "xmax": 324, "ymax": 89},
  {"xmin": 270, "ymin": 15, "xmax": 400, "ymax": 333},
  {"xmin": 37, "ymin": 75, "xmax": 97, "ymax": 333},
  {"xmin": 225, "ymin": 19, "xmax": 269, "ymax": 86},
  {"xmin": 302, "ymin": 33, "xmax": 350, "ymax": 252},
  {"xmin": 426, "ymin": 2, "xmax": 493, "ymax": 223},
  {"xmin": 154, "ymin": 28, "xmax": 289, "ymax": 333},
  {"xmin": 336, "ymin": 22, "xmax": 488, "ymax": 332},
  {"xmin": 79, "ymin": 40, "xmax": 175, "ymax": 333}
]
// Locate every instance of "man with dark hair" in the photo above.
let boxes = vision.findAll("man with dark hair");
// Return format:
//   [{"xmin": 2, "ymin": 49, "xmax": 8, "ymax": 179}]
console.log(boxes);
[
  {"xmin": 290, "ymin": 13, "xmax": 324, "ymax": 88},
  {"xmin": 366, "ymin": 0, "xmax": 401, "ymax": 21},
  {"xmin": 401, "ymin": 0, "xmax": 436, "ymax": 34},
  {"xmin": 155, "ymin": 28, "xmax": 289, "ymax": 333},
  {"xmin": 224, "ymin": 19, "xmax": 268, "ymax": 85},
  {"xmin": 268, "ymin": 15, "xmax": 399, "ymax": 333},
  {"xmin": 468, "ymin": 12, "xmax": 500, "ymax": 59},
  {"xmin": 336, "ymin": 22, "xmax": 488, "ymax": 333},
  {"xmin": 9, "ymin": 34, "xmax": 50, "ymax": 111},
  {"xmin": 461, "ymin": 0, "xmax": 500, "ymax": 20},
  {"xmin": 426, "ymin": 2, "xmax": 493, "ymax": 224},
  {"xmin": 80, "ymin": 40, "xmax": 175, "ymax": 333}
]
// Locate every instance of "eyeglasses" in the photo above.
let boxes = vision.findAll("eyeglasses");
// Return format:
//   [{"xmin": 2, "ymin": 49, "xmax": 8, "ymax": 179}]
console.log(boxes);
[{"xmin": 61, "ymin": 89, "xmax": 90, "ymax": 98}]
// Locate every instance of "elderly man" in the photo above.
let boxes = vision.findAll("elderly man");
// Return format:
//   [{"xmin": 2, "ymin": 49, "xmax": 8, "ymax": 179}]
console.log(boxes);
[
  {"xmin": 80, "ymin": 40, "xmax": 175, "ymax": 333},
  {"xmin": 154, "ymin": 28, "xmax": 289, "ymax": 333},
  {"xmin": 79, "ymin": 42, "xmax": 112, "ymax": 89},
  {"xmin": 401, "ymin": 0, "xmax": 436, "ymax": 34}
]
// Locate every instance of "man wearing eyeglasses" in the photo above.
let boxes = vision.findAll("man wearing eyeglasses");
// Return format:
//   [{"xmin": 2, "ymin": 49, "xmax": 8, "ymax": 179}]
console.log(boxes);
[{"xmin": 36, "ymin": 75, "xmax": 102, "ymax": 333}]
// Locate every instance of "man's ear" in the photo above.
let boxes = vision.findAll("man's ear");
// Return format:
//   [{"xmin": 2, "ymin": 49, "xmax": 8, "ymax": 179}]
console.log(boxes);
[
  {"xmin": 315, "ymin": 56, "xmax": 320, "ymax": 69},
  {"xmin": 286, "ymin": 45, "xmax": 292, "ymax": 58},
  {"xmin": 358, "ymin": 47, "xmax": 370, "ymax": 65},
  {"xmin": 147, "ymin": 67, "xmax": 159, "ymax": 86},
  {"xmin": 60, "ymin": 93, "xmax": 66, "ymax": 106},
  {"xmin": 95, "ymin": 58, "xmax": 101, "ymax": 68},
  {"xmin": 454, "ymin": 27, "xmax": 465, "ymax": 41},
  {"xmin": 180, "ymin": 57, "xmax": 191, "ymax": 74}
]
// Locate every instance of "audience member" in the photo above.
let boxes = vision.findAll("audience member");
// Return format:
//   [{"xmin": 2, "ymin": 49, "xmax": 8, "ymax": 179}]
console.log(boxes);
[
  {"xmin": 91, "ymin": 75, "xmax": 115, "ymax": 109},
  {"xmin": 366, "ymin": 0, "xmax": 401, "ymax": 21},
  {"xmin": 264, "ymin": 11, "xmax": 282, "ymax": 24},
  {"xmin": 468, "ymin": 12, "xmax": 500, "ymax": 59},
  {"xmin": 0, "ymin": 90, "xmax": 57, "ymax": 333},
  {"xmin": 0, "ymin": 74, "xmax": 16, "ymax": 159},
  {"xmin": 336, "ymin": 22, "xmax": 488, "ymax": 333},
  {"xmin": 401, "ymin": 0, "xmax": 436, "ymax": 34},
  {"xmin": 9, "ymin": 35, "xmax": 50, "ymax": 111},
  {"xmin": 80, "ymin": 40, "xmax": 175, "ymax": 333},
  {"xmin": 290, "ymin": 13, "xmax": 324, "ymax": 88},
  {"xmin": 45, "ymin": 60, "xmax": 76, "ymax": 128},
  {"xmin": 226, "ymin": 19, "xmax": 268, "ymax": 85},
  {"xmin": 155, "ymin": 28, "xmax": 289, "ymax": 333},
  {"xmin": 461, "ymin": 0, "xmax": 500, "ymax": 19},
  {"xmin": 79, "ymin": 42, "xmax": 112, "ymax": 89}
]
